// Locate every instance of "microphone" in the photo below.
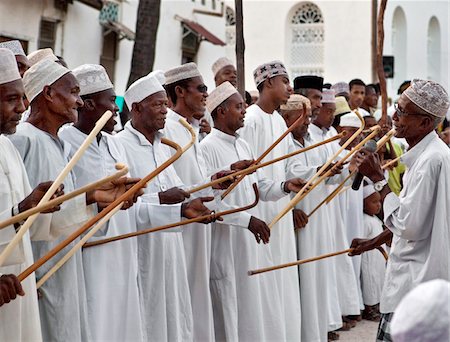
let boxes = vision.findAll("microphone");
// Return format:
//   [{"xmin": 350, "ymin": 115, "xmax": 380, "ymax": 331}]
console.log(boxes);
[{"xmin": 351, "ymin": 140, "xmax": 377, "ymax": 190}]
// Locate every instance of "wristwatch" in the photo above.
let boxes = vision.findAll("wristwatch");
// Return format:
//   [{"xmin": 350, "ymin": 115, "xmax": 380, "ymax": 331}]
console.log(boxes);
[{"xmin": 374, "ymin": 179, "xmax": 387, "ymax": 191}]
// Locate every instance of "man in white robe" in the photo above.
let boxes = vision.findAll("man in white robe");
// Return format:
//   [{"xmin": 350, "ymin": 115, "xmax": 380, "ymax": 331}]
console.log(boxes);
[
  {"xmin": 237, "ymin": 61, "xmax": 302, "ymax": 341},
  {"xmin": 59, "ymin": 64, "xmax": 184, "ymax": 341},
  {"xmin": 117, "ymin": 70, "xmax": 222, "ymax": 341},
  {"xmin": 201, "ymin": 82, "xmax": 308, "ymax": 341},
  {"xmin": 9, "ymin": 59, "xmax": 134, "ymax": 341},
  {"xmin": 350, "ymin": 79, "xmax": 450, "ymax": 341}
]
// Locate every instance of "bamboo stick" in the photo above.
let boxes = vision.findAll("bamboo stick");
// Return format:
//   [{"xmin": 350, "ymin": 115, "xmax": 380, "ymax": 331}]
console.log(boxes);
[
  {"xmin": 0, "ymin": 111, "xmax": 112, "ymax": 267},
  {"xmin": 187, "ymin": 132, "xmax": 346, "ymax": 195},
  {"xmin": 0, "ymin": 164, "xmax": 128, "ymax": 230},
  {"xmin": 83, "ymin": 183, "xmax": 260, "ymax": 248},
  {"xmin": 382, "ymin": 156, "xmax": 401, "ymax": 170},
  {"xmin": 18, "ymin": 118, "xmax": 194, "ymax": 282}
]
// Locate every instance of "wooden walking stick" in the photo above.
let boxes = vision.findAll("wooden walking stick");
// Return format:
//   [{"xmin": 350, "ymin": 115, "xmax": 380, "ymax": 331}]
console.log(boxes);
[
  {"xmin": 18, "ymin": 118, "xmax": 195, "ymax": 282},
  {"xmin": 0, "ymin": 164, "xmax": 129, "ymax": 230},
  {"xmin": 382, "ymin": 156, "xmax": 401, "ymax": 170},
  {"xmin": 220, "ymin": 107, "xmax": 306, "ymax": 199},
  {"xmin": 377, "ymin": 0, "xmax": 389, "ymax": 123},
  {"xmin": 0, "ymin": 111, "xmax": 113, "ymax": 267},
  {"xmin": 187, "ymin": 131, "xmax": 345, "ymax": 195},
  {"xmin": 248, "ymin": 246, "xmax": 389, "ymax": 275},
  {"xmin": 83, "ymin": 183, "xmax": 260, "ymax": 248},
  {"xmin": 268, "ymin": 110, "xmax": 366, "ymax": 229}
]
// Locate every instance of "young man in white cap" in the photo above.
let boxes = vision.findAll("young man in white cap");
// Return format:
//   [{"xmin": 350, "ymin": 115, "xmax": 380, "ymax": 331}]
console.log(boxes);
[
  {"xmin": 163, "ymin": 62, "xmax": 255, "ymax": 341},
  {"xmin": 350, "ymin": 79, "xmax": 450, "ymax": 341},
  {"xmin": 0, "ymin": 47, "xmax": 66, "ymax": 341},
  {"xmin": 9, "ymin": 59, "xmax": 134, "ymax": 341},
  {"xmin": 0, "ymin": 40, "xmax": 30, "ymax": 77},
  {"xmin": 201, "ymin": 82, "xmax": 308, "ymax": 341},
  {"xmin": 238, "ymin": 60, "xmax": 302, "ymax": 341},
  {"xmin": 116, "ymin": 70, "xmax": 218, "ymax": 341}
]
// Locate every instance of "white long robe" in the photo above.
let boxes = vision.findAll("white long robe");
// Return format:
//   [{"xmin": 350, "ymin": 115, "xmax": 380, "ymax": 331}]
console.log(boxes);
[
  {"xmin": 238, "ymin": 104, "xmax": 302, "ymax": 341},
  {"xmin": 381, "ymin": 131, "xmax": 450, "ymax": 313},
  {"xmin": 9, "ymin": 122, "xmax": 92, "ymax": 342},
  {"xmin": 59, "ymin": 125, "xmax": 161, "ymax": 341},
  {"xmin": 309, "ymin": 124, "xmax": 361, "ymax": 323},
  {"xmin": 162, "ymin": 109, "xmax": 216, "ymax": 341},
  {"xmin": 200, "ymin": 128, "xmax": 287, "ymax": 341},
  {"xmin": 361, "ymin": 213, "xmax": 386, "ymax": 306},
  {"xmin": 0, "ymin": 135, "xmax": 42, "ymax": 342},
  {"xmin": 287, "ymin": 135, "xmax": 341, "ymax": 342},
  {"xmin": 115, "ymin": 121, "xmax": 193, "ymax": 341}
]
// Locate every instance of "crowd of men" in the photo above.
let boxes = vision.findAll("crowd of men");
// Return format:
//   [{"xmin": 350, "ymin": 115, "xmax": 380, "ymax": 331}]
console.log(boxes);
[{"xmin": 0, "ymin": 39, "xmax": 449, "ymax": 342}]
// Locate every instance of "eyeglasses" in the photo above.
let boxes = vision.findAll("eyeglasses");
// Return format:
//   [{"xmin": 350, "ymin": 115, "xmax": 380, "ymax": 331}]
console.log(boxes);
[{"xmin": 393, "ymin": 103, "xmax": 410, "ymax": 117}]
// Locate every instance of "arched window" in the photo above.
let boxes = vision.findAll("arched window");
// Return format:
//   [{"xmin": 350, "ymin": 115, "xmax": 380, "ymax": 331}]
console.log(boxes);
[
  {"xmin": 391, "ymin": 6, "xmax": 407, "ymax": 91},
  {"xmin": 225, "ymin": 6, "xmax": 236, "ymax": 46},
  {"xmin": 288, "ymin": 2, "xmax": 324, "ymax": 78},
  {"xmin": 427, "ymin": 16, "xmax": 441, "ymax": 82}
]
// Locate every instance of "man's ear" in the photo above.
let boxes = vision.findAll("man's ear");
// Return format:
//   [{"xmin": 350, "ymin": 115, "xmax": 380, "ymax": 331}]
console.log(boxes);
[
  {"xmin": 42, "ymin": 85, "xmax": 53, "ymax": 101},
  {"xmin": 175, "ymin": 85, "xmax": 185, "ymax": 99},
  {"xmin": 217, "ymin": 105, "xmax": 226, "ymax": 119},
  {"xmin": 83, "ymin": 98, "xmax": 95, "ymax": 111},
  {"xmin": 132, "ymin": 102, "xmax": 140, "ymax": 114},
  {"xmin": 266, "ymin": 77, "xmax": 273, "ymax": 89}
]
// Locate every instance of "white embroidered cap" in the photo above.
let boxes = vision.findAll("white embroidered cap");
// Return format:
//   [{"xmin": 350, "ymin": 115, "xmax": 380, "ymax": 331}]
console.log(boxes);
[
  {"xmin": 391, "ymin": 279, "xmax": 450, "ymax": 342},
  {"xmin": 334, "ymin": 96, "xmax": 352, "ymax": 116},
  {"xmin": 164, "ymin": 62, "xmax": 202, "ymax": 85},
  {"xmin": 124, "ymin": 75, "xmax": 165, "ymax": 108},
  {"xmin": 27, "ymin": 48, "xmax": 58, "ymax": 66},
  {"xmin": 253, "ymin": 60, "xmax": 288, "ymax": 87},
  {"xmin": 363, "ymin": 184, "xmax": 376, "ymax": 199},
  {"xmin": 359, "ymin": 108, "xmax": 372, "ymax": 118},
  {"xmin": 0, "ymin": 48, "xmax": 21, "ymax": 84},
  {"xmin": 339, "ymin": 112, "xmax": 361, "ymax": 128},
  {"xmin": 321, "ymin": 89, "xmax": 336, "ymax": 104},
  {"xmin": 331, "ymin": 82, "xmax": 350, "ymax": 95},
  {"xmin": 212, "ymin": 57, "xmax": 234, "ymax": 76},
  {"xmin": 206, "ymin": 81, "xmax": 238, "ymax": 113},
  {"xmin": 0, "ymin": 40, "xmax": 26, "ymax": 57},
  {"xmin": 147, "ymin": 70, "xmax": 165, "ymax": 85},
  {"xmin": 72, "ymin": 64, "xmax": 113, "ymax": 96},
  {"xmin": 23, "ymin": 59, "xmax": 70, "ymax": 102},
  {"xmin": 280, "ymin": 94, "xmax": 311, "ymax": 111},
  {"xmin": 403, "ymin": 79, "xmax": 450, "ymax": 118}
]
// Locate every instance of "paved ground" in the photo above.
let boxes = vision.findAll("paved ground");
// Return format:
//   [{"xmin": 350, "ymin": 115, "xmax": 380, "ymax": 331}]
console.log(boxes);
[{"xmin": 338, "ymin": 319, "xmax": 379, "ymax": 342}]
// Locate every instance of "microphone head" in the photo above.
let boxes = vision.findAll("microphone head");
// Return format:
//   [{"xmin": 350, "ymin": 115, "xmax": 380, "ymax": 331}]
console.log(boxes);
[{"xmin": 364, "ymin": 139, "xmax": 378, "ymax": 152}]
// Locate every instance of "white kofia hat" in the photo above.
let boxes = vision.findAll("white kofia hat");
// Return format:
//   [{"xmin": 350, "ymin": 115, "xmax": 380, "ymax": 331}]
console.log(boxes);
[
  {"xmin": 359, "ymin": 108, "xmax": 372, "ymax": 118},
  {"xmin": 253, "ymin": 60, "xmax": 288, "ymax": 87},
  {"xmin": 363, "ymin": 184, "xmax": 376, "ymax": 199},
  {"xmin": 340, "ymin": 112, "xmax": 361, "ymax": 128},
  {"xmin": 23, "ymin": 59, "xmax": 70, "ymax": 102},
  {"xmin": 164, "ymin": 62, "xmax": 202, "ymax": 85},
  {"xmin": 206, "ymin": 81, "xmax": 238, "ymax": 113},
  {"xmin": 321, "ymin": 88, "xmax": 336, "ymax": 104},
  {"xmin": 27, "ymin": 48, "xmax": 58, "ymax": 66},
  {"xmin": 391, "ymin": 279, "xmax": 450, "ymax": 342},
  {"xmin": 331, "ymin": 82, "xmax": 349, "ymax": 94},
  {"xmin": 280, "ymin": 94, "xmax": 311, "ymax": 111},
  {"xmin": 0, "ymin": 40, "xmax": 26, "ymax": 57},
  {"xmin": 72, "ymin": 64, "xmax": 113, "ymax": 96},
  {"xmin": 124, "ymin": 75, "xmax": 165, "ymax": 108},
  {"xmin": 0, "ymin": 48, "xmax": 21, "ymax": 84},
  {"xmin": 147, "ymin": 70, "xmax": 165, "ymax": 85},
  {"xmin": 403, "ymin": 79, "xmax": 450, "ymax": 118},
  {"xmin": 212, "ymin": 57, "xmax": 234, "ymax": 76}
]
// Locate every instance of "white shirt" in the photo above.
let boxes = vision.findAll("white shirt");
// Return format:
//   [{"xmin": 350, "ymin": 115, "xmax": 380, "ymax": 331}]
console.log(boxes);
[{"xmin": 381, "ymin": 130, "xmax": 450, "ymax": 313}]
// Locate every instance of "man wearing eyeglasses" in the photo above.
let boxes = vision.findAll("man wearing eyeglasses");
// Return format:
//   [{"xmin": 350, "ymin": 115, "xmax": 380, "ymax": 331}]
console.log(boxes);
[{"xmin": 349, "ymin": 79, "xmax": 450, "ymax": 342}]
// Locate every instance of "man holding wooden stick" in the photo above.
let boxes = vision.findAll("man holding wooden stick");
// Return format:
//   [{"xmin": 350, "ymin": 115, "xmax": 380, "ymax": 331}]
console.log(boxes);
[
  {"xmin": 349, "ymin": 79, "xmax": 450, "ymax": 341},
  {"xmin": 8, "ymin": 59, "xmax": 138, "ymax": 341}
]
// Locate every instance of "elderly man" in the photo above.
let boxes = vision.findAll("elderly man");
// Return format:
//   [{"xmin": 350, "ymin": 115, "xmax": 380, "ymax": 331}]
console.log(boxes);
[
  {"xmin": 9, "ymin": 59, "xmax": 132, "ymax": 341},
  {"xmin": 116, "ymin": 70, "xmax": 218, "ymax": 341},
  {"xmin": 0, "ymin": 40, "xmax": 30, "ymax": 77},
  {"xmin": 201, "ymin": 82, "xmax": 307, "ymax": 340},
  {"xmin": 350, "ymin": 79, "xmax": 450, "ymax": 342},
  {"xmin": 238, "ymin": 61, "xmax": 303, "ymax": 340},
  {"xmin": 294, "ymin": 75, "xmax": 324, "ymax": 118}
]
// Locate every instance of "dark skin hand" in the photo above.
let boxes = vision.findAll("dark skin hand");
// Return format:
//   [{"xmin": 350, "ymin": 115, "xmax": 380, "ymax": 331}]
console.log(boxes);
[
  {"xmin": 0, "ymin": 274, "xmax": 25, "ymax": 307},
  {"xmin": 248, "ymin": 216, "xmax": 270, "ymax": 244},
  {"xmin": 293, "ymin": 209, "xmax": 309, "ymax": 229},
  {"xmin": 86, "ymin": 177, "xmax": 145, "ymax": 210},
  {"xmin": 284, "ymin": 178, "xmax": 308, "ymax": 193},
  {"xmin": 159, "ymin": 187, "xmax": 190, "ymax": 204},
  {"xmin": 230, "ymin": 159, "xmax": 254, "ymax": 172},
  {"xmin": 181, "ymin": 196, "xmax": 221, "ymax": 224},
  {"xmin": 199, "ymin": 119, "xmax": 211, "ymax": 135},
  {"xmin": 349, "ymin": 229, "xmax": 392, "ymax": 256},
  {"xmin": 18, "ymin": 182, "xmax": 64, "ymax": 214},
  {"xmin": 211, "ymin": 170, "xmax": 236, "ymax": 190}
]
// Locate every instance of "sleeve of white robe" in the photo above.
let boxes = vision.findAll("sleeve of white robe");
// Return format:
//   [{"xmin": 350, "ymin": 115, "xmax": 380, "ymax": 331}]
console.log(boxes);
[
  {"xmin": 383, "ymin": 163, "xmax": 438, "ymax": 241},
  {"xmin": 134, "ymin": 194, "xmax": 182, "ymax": 230}
]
